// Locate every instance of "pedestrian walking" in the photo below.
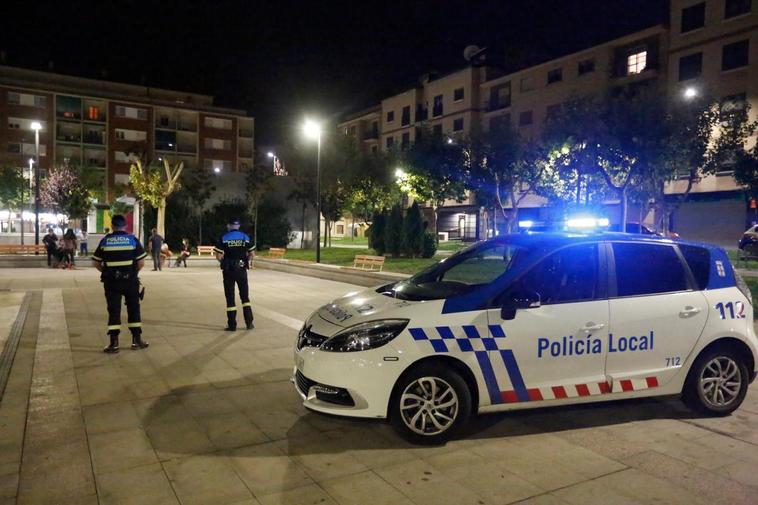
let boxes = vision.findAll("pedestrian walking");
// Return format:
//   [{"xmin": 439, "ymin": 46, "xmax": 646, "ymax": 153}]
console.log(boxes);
[
  {"xmin": 62, "ymin": 229, "xmax": 78, "ymax": 269},
  {"xmin": 42, "ymin": 228, "xmax": 58, "ymax": 267},
  {"xmin": 214, "ymin": 218, "xmax": 255, "ymax": 331},
  {"xmin": 175, "ymin": 238, "xmax": 190, "ymax": 268},
  {"xmin": 148, "ymin": 228, "xmax": 164, "ymax": 271},
  {"xmin": 92, "ymin": 214, "xmax": 149, "ymax": 353}
]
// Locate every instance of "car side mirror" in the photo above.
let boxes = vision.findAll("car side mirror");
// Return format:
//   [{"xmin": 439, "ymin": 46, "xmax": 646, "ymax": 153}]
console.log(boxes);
[{"xmin": 500, "ymin": 290, "xmax": 541, "ymax": 320}]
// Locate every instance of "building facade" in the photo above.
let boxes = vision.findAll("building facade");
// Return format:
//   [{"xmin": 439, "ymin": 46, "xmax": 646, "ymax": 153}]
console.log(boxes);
[
  {"xmin": 0, "ymin": 65, "xmax": 253, "ymax": 239},
  {"xmin": 339, "ymin": 0, "xmax": 758, "ymax": 246}
]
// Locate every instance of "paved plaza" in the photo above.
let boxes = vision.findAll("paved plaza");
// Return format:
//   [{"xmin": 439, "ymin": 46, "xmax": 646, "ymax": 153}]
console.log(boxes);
[{"xmin": 0, "ymin": 266, "xmax": 757, "ymax": 505}]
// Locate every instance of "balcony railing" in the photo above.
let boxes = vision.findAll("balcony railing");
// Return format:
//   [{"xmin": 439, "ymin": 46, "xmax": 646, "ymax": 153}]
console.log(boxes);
[
  {"xmin": 239, "ymin": 129, "xmax": 253, "ymax": 137},
  {"xmin": 363, "ymin": 130, "xmax": 379, "ymax": 140},
  {"xmin": 57, "ymin": 134, "xmax": 82, "ymax": 143},
  {"xmin": 432, "ymin": 106, "xmax": 443, "ymax": 118},
  {"xmin": 177, "ymin": 122, "xmax": 197, "ymax": 132},
  {"xmin": 484, "ymin": 99, "xmax": 510, "ymax": 112},
  {"xmin": 176, "ymin": 144, "xmax": 197, "ymax": 154},
  {"xmin": 239, "ymin": 149, "xmax": 253, "ymax": 158},
  {"xmin": 83, "ymin": 132, "xmax": 104, "ymax": 145},
  {"xmin": 156, "ymin": 119, "xmax": 177, "ymax": 129}
]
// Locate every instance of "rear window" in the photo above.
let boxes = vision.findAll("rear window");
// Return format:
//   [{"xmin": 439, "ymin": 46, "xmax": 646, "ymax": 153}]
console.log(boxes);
[
  {"xmin": 678, "ymin": 244, "xmax": 710, "ymax": 290},
  {"xmin": 612, "ymin": 243, "xmax": 689, "ymax": 297}
]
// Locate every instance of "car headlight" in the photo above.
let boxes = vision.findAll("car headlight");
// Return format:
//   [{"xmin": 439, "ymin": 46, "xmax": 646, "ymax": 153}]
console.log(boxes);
[{"xmin": 320, "ymin": 319, "xmax": 409, "ymax": 352}]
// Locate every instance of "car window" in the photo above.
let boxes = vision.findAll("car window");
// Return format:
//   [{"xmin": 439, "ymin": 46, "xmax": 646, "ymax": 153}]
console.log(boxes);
[
  {"xmin": 678, "ymin": 244, "xmax": 710, "ymax": 290},
  {"xmin": 506, "ymin": 244, "xmax": 599, "ymax": 305},
  {"xmin": 441, "ymin": 243, "xmax": 515, "ymax": 285},
  {"xmin": 612, "ymin": 242, "xmax": 688, "ymax": 297}
]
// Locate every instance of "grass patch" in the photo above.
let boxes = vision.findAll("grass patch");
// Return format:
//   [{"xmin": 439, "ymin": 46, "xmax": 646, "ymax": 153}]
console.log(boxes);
[
  {"xmin": 727, "ymin": 249, "xmax": 758, "ymax": 270},
  {"xmin": 260, "ymin": 247, "xmax": 441, "ymax": 275}
]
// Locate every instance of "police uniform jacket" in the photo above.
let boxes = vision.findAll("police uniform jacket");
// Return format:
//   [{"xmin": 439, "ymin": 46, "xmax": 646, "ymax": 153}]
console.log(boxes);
[
  {"xmin": 214, "ymin": 230, "xmax": 255, "ymax": 270},
  {"xmin": 92, "ymin": 231, "xmax": 147, "ymax": 280}
]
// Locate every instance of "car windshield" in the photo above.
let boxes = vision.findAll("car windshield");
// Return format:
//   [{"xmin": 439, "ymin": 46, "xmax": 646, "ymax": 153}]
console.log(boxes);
[{"xmin": 382, "ymin": 240, "xmax": 531, "ymax": 301}]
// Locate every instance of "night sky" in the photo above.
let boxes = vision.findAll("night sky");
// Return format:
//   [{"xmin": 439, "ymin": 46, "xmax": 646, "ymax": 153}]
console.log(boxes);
[{"xmin": 1, "ymin": 0, "xmax": 668, "ymax": 145}]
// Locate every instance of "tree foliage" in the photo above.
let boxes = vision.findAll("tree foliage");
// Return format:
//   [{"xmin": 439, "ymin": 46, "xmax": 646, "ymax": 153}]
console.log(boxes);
[
  {"xmin": 384, "ymin": 204, "xmax": 404, "ymax": 257},
  {"xmin": 402, "ymin": 202, "xmax": 425, "ymax": 257},
  {"xmin": 129, "ymin": 158, "xmax": 184, "ymax": 237},
  {"xmin": 40, "ymin": 165, "xmax": 92, "ymax": 219},
  {"xmin": 0, "ymin": 166, "xmax": 25, "ymax": 211}
]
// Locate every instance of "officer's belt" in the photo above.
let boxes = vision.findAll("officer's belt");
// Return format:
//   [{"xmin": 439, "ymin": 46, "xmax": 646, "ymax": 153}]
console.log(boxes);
[{"xmin": 105, "ymin": 260, "xmax": 134, "ymax": 267}]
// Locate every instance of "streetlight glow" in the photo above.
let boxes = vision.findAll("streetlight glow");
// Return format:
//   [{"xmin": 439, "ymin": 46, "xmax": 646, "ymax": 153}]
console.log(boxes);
[
  {"xmin": 302, "ymin": 119, "xmax": 322, "ymax": 141},
  {"xmin": 30, "ymin": 121, "xmax": 42, "ymax": 131},
  {"xmin": 684, "ymin": 87, "xmax": 698, "ymax": 99},
  {"xmin": 395, "ymin": 168, "xmax": 406, "ymax": 178},
  {"xmin": 302, "ymin": 118, "xmax": 323, "ymax": 262},
  {"xmin": 214, "ymin": 167, "xmax": 221, "ymax": 173},
  {"xmin": 267, "ymin": 152, "xmax": 275, "ymax": 158}
]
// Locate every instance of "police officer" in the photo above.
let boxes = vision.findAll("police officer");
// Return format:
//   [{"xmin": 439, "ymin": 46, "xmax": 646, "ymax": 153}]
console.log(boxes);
[
  {"xmin": 214, "ymin": 217, "xmax": 255, "ymax": 331},
  {"xmin": 91, "ymin": 214, "xmax": 149, "ymax": 353}
]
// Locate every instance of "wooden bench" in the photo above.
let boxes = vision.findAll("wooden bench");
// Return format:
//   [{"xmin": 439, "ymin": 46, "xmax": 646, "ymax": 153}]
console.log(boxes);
[
  {"xmin": 267, "ymin": 247, "xmax": 286, "ymax": 260},
  {"xmin": 353, "ymin": 254, "xmax": 385, "ymax": 272},
  {"xmin": 197, "ymin": 246, "xmax": 215, "ymax": 256},
  {"xmin": 0, "ymin": 244, "xmax": 46, "ymax": 254}
]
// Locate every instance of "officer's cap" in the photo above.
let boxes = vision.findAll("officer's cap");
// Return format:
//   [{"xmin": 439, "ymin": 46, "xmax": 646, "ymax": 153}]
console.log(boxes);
[
  {"xmin": 228, "ymin": 217, "xmax": 241, "ymax": 226},
  {"xmin": 111, "ymin": 215, "xmax": 127, "ymax": 228}
]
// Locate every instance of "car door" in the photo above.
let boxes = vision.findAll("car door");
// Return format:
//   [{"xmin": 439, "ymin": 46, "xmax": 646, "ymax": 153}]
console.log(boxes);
[
  {"xmin": 485, "ymin": 242, "xmax": 610, "ymax": 406},
  {"xmin": 605, "ymin": 241, "xmax": 708, "ymax": 392}
]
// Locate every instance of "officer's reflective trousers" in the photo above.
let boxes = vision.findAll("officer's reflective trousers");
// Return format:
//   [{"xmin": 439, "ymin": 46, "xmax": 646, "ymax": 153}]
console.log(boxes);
[
  {"xmin": 104, "ymin": 280, "xmax": 142, "ymax": 336},
  {"xmin": 223, "ymin": 267, "xmax": 253, "ymax": 328}
]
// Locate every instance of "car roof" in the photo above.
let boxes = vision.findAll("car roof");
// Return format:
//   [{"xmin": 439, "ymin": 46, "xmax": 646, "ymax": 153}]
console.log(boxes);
[{"xmin": 488, "ymin": 231, "xmax": 720, "ymax": 251}]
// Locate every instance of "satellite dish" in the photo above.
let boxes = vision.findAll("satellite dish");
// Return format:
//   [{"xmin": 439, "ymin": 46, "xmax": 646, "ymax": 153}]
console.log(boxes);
[{"xmin": 463, "ymin": 45, "xmax": 484, "ymax": 61}]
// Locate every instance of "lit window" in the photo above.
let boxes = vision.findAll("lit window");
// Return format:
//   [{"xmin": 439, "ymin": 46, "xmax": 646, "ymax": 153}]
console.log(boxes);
[{"xmin": 627, "ymin": 49, "xmax": 647, "ymax": 75}]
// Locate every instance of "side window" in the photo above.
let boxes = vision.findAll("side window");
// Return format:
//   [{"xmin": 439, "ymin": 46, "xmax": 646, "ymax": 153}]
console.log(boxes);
[
  {"xmin": 612, "ymin": 243, "xmax": 688, "ymax": 296},
  {"xmin": 678, "ymin": 244, "xmax": 711, "ymax": 290},
  {"xmin": 510, "ymin": 244, "xmax": 599, "ymax": 305}
]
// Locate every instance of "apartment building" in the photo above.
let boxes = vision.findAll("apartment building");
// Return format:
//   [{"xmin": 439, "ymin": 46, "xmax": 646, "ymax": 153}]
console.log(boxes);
[
  {"xmin": 339, "ymin": 0, "xmax": 757, "ymax": 246},
  {"xmin": 0, "ymin": 65, "xmax": 253, "ymax": 237}
]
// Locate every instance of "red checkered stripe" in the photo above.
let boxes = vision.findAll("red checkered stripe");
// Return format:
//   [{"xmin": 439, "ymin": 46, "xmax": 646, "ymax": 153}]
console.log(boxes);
[{"xmin": 500, "ymin": 376, "xmax": 659, "ymax": 403}]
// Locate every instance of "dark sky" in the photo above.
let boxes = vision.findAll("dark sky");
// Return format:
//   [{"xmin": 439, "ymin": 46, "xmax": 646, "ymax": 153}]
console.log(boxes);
[{"xmin": 1, "ymin": 0, "xmax": 668, "ymax": 145}]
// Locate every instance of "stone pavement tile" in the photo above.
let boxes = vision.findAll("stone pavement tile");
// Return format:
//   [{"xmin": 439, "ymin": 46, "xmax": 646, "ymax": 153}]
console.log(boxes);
[
  {"xmin": 321, "ymin": 471, "xmax": 414, "ymax": 505},
  {"xmin": 275, "ymin": 435, "xmax": 369, "ymax": 482},
  {"xmin": 553, "ymin": 468, "xmax": 709, "ymax": 505},
  {"xmin": 96, "ymin": 462, "xmax": 179, "ymax": 505},
  {"xmin": 89, "ymin": 428, "xmax": 158, "ymax": 474},
  {"xmin": 623, "ymin": 451, "xmax": 755, "ymax": 505},
  {"xmin": 163, "ymin": 454, "xmax": 254, "ymax": 505},
  {"xmin": 22, "ymin": 408, "xmax": 88, "ymax": 452},
  {"xmin": 16, "ymin": 440, "xmax": 96, "ymax": 505},
  {"xmin": 123, "ymin": 375, "xmax": 174, "ymax": 400},
  {"xmin": 78, "ymin": 378, "xmax": 132, "ymax": 407},
  {"xmin": 195, "ymin": 411, "xmax": 269, "ymax": 450},
  {"xmin": 682, "ymin": 410, "xmax": 758, "ymax": 444},
  {"xmin": 716, "ymin": 462, "xmax": 758, "ymax": 489},
  {"xmin": 145, "ymin": 418, "xmax": 216, "ymax": 462},
  {"xmin": 320, "ymin": 426, "xmax": 419, "ymax": 470},
  {"xmin": 374, "ymin": 459, "xmax": 492, "ymax": 505},
  {"xmin": 227, "ymin": 442, "xmax": 313, "ymax": 496},
  {"xmin": 257, "ymin": 484, "xmax": 337, "ymax": 505},
  {"xmin": 178, "ymin": 389, "xmax": 240, "ymax": 418},
  {"xmin": 425, "ymin": 448, "xmax": 543, "ymax": 505},
  {"xmin": 223, "ymin": 382, "xmax": 302, "ymax": 414},
  {"xmin": 508, "ymin": 496, "xmax": 570, "ymax": 505},
  {"xmin": 203, "ymin": 366, "xmax": 252, "ymax": 389},
  {"xmin": 648, "ymin": 435, "xmax": 737, "ymax": 470},
  {"xmin": 246, "ymin": 408, "xmax": 321, "ymax": 441},
  {"xmin": 694, "ymin": 432, "xmax": 758, "ymax": 464},
  {"xmin": 132, "ymin": 395, "xmax": 191, "ymax": 426},
  {"xmin": 76, "ymin": 364, "xmax": 122, "ymax": 384},
  {"xmin": 553, "ymin": 426, "xmax": 648, "ymax": 461},
  {"xmin": 83, "ymin": 400, "xmax": 143, "ymax": 434},
  {"xmin": 470, "ymin": 433, "xmax": 626, "ymax": 491},
  {"xmin": 0, "ymin": 472, "xmax": 18, "ymax": 500}
]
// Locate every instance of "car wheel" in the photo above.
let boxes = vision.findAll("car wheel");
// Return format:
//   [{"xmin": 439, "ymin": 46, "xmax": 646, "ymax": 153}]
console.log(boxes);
[
  {"xmin": 683, "ymin": 347, "xmax": 749, "ymax": 416},
  {"xmin": 389, "ymin": 363, "xmax": 471, "ymax": 445}
]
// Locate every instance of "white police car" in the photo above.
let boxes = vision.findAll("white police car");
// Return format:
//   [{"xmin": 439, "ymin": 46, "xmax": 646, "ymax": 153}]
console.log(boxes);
[{"xmin": 293, "ymin": 233, "xmax": 758, "ymax": 444}]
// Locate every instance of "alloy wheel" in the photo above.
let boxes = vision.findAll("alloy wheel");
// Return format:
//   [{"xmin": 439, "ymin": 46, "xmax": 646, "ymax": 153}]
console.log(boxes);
[
  {"xmin": 699, "ymin": 356, "xmax": 742, "ymax": 408},
  {"xmin": 399, "ymin": 376, "xmax": 459, "ymax": 436}
]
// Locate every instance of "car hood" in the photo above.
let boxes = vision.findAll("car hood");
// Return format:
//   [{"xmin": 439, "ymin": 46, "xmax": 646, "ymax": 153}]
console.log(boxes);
[{"xmin": 314, "ymin": 287, "xmax": 416, "ymax": 328}]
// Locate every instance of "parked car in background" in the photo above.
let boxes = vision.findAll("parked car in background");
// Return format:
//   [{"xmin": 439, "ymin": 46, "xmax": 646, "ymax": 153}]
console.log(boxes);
[{"xmin": 738, "ymin": 225, "xmax": 758, "ymax": 255}]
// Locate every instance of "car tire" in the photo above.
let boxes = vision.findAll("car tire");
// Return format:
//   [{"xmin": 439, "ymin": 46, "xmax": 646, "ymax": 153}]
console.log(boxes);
[
  {"xmin": 682, "ymin": 347, "xmax": 749, "ymax": 416},
  {"xmin": 389, "ymin": 363, "xmax": 471, "ymax": 445}
]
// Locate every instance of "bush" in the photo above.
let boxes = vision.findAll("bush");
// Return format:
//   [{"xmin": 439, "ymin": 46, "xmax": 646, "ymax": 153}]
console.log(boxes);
[
  {"xmin": 421, "ymin": 232, "xmax": 437, "ymax": 258},
  {"xmin": 368, "ymin": 210, "xmax": 387, "ymax": 255},
  {"xmin": 402, "ymin": 202, "xmax": 424, "ymax": 257},
  {"xmin": 256, "ymin": 198, "xmax": 294, "ymax": 248},
  {"xmin": 385, "ymin": 204, "xmax": 404, "ymax": 257}
]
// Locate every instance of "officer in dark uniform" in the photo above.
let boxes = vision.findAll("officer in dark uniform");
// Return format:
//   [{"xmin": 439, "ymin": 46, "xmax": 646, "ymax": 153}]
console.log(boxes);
[
  {"xmin": 91, "ymin": 214, "xmax": 149, "ymax": 353},
  {"xmin": 214, "ymin": 218, "xmax": 255, "ymax": 331}
]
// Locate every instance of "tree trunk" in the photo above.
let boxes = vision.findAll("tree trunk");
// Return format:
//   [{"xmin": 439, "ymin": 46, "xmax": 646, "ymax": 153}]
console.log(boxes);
[
  {"xmin": 620, "ymin": 188, "xmax": 628, "ymax": 231},
  {"xmin": 351, "ymin": 215, "xmax": 355, "ymax": 241},
  {"xmin": 430, "ymin": 204, "xmax": 438, "ymax": 240},
  {"xmin": 157, "ymin": 199, "xmax": 166, "ymax": 237},
  {"xmin": 323, "ymin": 218, "xmax": 328, "ymax": 248},
  {"xmin": 300, "ymin": 202, "xmax": 307, "ymax": 249}
]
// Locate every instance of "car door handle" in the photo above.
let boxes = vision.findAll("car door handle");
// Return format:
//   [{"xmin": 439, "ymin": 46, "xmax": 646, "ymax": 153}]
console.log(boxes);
[
  {"xmin": 582, "ymin": 322, "xmax": 605, "ymax": 332},
  {"xmin": 679, "ymin": 306, "xmax": 702, "ymax": 318}
]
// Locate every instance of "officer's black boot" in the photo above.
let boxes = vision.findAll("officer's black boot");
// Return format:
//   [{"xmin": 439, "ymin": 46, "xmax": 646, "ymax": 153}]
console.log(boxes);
[
  {"xmin": 243, "ymin": 306, "xmax": 254, "ymax": 330},
  {"xmin": 103, "ymin": 334, "xmax": 119, "ymax": 354},
  {"xmin": 131, "ymin": 334, "xmax": 149, "ymax": 350},
  {"xmin": 225, "ymin": 309, "xmax": 237, "ymax": 331}
]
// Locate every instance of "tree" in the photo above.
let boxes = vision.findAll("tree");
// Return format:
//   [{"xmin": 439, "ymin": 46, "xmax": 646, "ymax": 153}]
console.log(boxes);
[
  {"xmin": 402, "ymin": 202, "xmax": 425, "ymax": 257},
  {"xmin": 368, "ymin": 210, "xmax": 387, "ymax": 255},
  {"xmin": 40, "ymin": 165, "xmax": 92, "ymax": 220},
  {"xmin": 0, "ymin": 166, "xmax": 25, "ymax": 213},
  {"xmin": 384, "ymin": 204, "xmax": 404, "ymax": 257},
  {"xmin": 318, "ymin": 134, "xmax": 360, "ymax": 247},
  {"xmin": 129, "ymin": 158, "xmax": 184, "ymax": 237},
  {"xmin": 288, "ymin": 171, "xmax": 316, "ymax": 249},
  {"xmin": 256, "ymin": 198, "xmax": 294, "ymax": 248},
  {"xmin": 182, "ymin": 167, "xmax": 216, "ymax": 245},
  {"xmin": 245, "ymin": 164, "xmax": 273, "ymax": 248},
  {"xmin": 401, "ymin": 128, "xmax": 468, "ymax": 235},
  {"xmin": 721, "ymin": 102, "xmax": 758, "ymax": 204}
]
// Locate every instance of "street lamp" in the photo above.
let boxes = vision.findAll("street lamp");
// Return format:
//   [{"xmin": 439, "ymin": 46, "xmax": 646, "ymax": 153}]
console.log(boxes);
[
  {"xmin": 31, "ymin": 121, "xmax": 42, "ymax": 251},
  {"xmin": 302, "ymin": 119, "xmax": 322, "ymax": 263},
  {"xmin": 684, "ymin": 87, "xmax": 698, "ymax": 99},
  {"xmin": 266, "ymin": 152, "xmax": 274, "ymax": 158}
]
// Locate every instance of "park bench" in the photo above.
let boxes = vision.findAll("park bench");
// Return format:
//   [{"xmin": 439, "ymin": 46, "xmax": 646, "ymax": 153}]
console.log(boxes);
[
  {"xmin": 0, "ymin": 244, "xmax": 46, "ymax": 254},
  {"xmin": 352, "ymin": 254, "xmax": 385, "ymax": 272},
  {"xmin": 267, "ymin": 247, "xmax": 286, "ymax": 260},
  {"xmin": 197, "ymin": 246, "xmax": 215, "ymax": 256}
]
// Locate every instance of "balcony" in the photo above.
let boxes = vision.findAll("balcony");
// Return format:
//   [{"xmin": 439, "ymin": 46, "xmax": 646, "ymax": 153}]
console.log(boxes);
[
  {"xmin": 363, "ymin": 130, "xmax": 379, "ymax": 140},
  {"xmin": 176, "ymin": 143, "xmax": 197, "ymax": 154},
  {"xmin": 432, "ymin": 106, "xmax": 443, "ymax": 118},
  {"xmin": 239, "ymin": 148, "xmax": 253, "ymax": 158},
  {"xmin": 56, "ymin": 133, "xmax": 82, "ymax": 143},
  {"xmin": 83, "ymin": 131, "xmax": 104, "ymax": 145},
  {"xmin": 156, "ymin": 118, "xmax": 177, "ymax": 130},
  {"xmin": 415, "ymin": 107, "xmax": 428, "ymax": 122},
  {"xmin": 239, "ymin": 129, "xmax": 253, "ymax": 138},
  {"xmin": 484, "ymin": 99, "xmax": 510, "ymax": 112}
]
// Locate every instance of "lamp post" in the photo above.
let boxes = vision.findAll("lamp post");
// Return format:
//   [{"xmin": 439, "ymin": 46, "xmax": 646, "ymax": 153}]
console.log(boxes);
[
  {"xmin": 21, "ymin": 158, "xmax": 34, "ymax": 245},
  {"xmin": 31, "ymin": 121, "xmax": 42, "ymax": 251},
  {"xmin": 302, "ymin": 120, "xmax": 322, "ymax": 263}
]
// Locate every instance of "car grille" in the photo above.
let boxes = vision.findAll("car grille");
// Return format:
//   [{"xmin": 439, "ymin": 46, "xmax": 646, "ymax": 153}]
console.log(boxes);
[
  {"xmin": 295, "ymin": 370, "xmax": 315, "ymax": 396},
  {"xmin": 297, "ymin": 325, "xmax": 329, "ymax": 350}
]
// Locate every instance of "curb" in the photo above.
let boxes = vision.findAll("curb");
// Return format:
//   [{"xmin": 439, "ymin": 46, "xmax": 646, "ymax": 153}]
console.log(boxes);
[{"xmin": 252, "ymin": 258, "xmax": 408, "ymax": 287}]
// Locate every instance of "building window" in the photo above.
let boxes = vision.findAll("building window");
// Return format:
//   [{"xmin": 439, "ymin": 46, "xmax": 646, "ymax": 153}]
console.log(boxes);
[
  {"xmin": 401, "ymin": 106, "xmax": 411, "ymax": 126},
  {"xmin": 386, "ymin": 110, "xmax": 394, "ymax": 123},
  {"xmin": 7, "ymin": 119, "xmax": 20, "ymax": 129},
  {"xmin": 722, "ymin": 39, "xmax": 749, "ymax": 71},
  {"xmin": 453, "ymin": 87, "xmax": 464, "ymax": 101},
  {"xmin": 626, "ymin": 47, "xmax": 648, "ymax": 75},
  {"xmin": 432, "ymin": 95, "xmax": 443, "ymax": 117},
  {"xmin": 432, "ymin": 124, "xmax": 443, "ymax": 136},
  {"xmin": 489, "ymin": 114, "xmax": 510, "ymax": 131},
  {"xmin": 520, "ymin": 76, "xmax": 535, "ymax": 92},
  {"xmin": 115, "ymin": 128, "xmax": 147, "ymax": 141},
  {"xmin": 519, "ymin": 110, "xmax": 533, "ymax": 126},
  {"xmin": 115, "ymin": 106, "xmax": 148, "ymax": 120},
  {"xmin": 386, "ymin": 136, "xmax": 394, "ymax": 149},
  {"xmin": 725, "ymin": 0, "xmax": 752, "ymax": 19},
  {"xmin": 578, "ymin": 58, "xmax": 595, "ymax": 75},
  {"xmin": 681, "ymin": 2, "xmax": 706, "ymax": 33},
  {"xmin": 679, "ymin": 52, "xmax": 703, "ymax": 80},
  {"xmin": 204, "ymin": 117, "xmax": 232, "ymax": 129},
  {"xmin": 7, "ymin": 91, "xmax": 47, "ymax": 108},
  {"xmin": 401, "ymin": 132, "xmax": 410, "ymax": 149},
  {"xmin": 204, "ymin": 138, "xmax": 231, "ymax": 150},
  {"xmin": 489, "ymin": 82, "xmax": 511, "ymax": 111},
  {"xmin": 720, "ymin": 92, "xmax": 748, "ymax": 117},
  {"xmin": 547, "ymin": 68, "xmax": 563, "ymax": 84},
  {"xmin": 453, "ymin": 118, "xmax": 464, "ymax": 131}
]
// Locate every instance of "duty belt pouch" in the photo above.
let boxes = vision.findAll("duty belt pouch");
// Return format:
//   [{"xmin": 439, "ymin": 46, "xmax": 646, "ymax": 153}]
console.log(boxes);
[{"xmin": 105, "ymin": 269, "xmax": 132, "ymax": 281}]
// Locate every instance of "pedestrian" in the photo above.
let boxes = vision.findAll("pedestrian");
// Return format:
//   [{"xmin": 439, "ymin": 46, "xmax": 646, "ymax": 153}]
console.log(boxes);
[
  {"xmin": 42, "ymin": 228, "xmax": 58, "ymax": 267},
  {"xmin": 79, "ymin": 230, "xmax": 88, "ymax": 256},
  {"xmin": 92, "ymin": 214, "xmax": 149, "ymax": 353},
  {"xmin": 62, "ymin": 229, "xmax": 77, "ymax": 269},
  {"xmin": 148, "ymin": 228, "xmax": 164, "ymax": 271},
  {"xmin": 214, "ymin": 218, "xmax": 255, "ymax": 331},
  {"xmin": 175, "ymin": 238, "xmax": 190, "ymax": 268}
]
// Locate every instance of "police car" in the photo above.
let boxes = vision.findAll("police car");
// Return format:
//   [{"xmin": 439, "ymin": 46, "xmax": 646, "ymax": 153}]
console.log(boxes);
[{"xmin": 293, "ymin": 233, "xmax": 758, "ymax": 444}]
